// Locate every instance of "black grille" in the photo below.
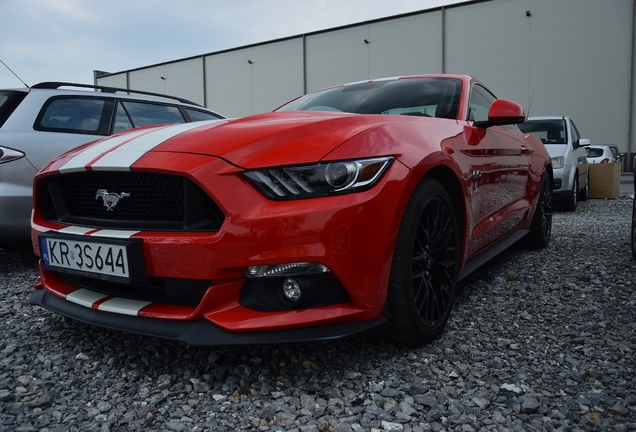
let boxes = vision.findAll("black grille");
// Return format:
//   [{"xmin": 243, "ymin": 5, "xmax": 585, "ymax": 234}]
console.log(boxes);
[{"xmin": 39, "ymin": 172, "xmax": 224, "ymax": 231}]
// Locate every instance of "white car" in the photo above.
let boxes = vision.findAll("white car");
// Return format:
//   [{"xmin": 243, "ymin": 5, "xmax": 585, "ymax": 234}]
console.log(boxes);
[
  {"xmin": 586, "ymin": 145, "xmax": 618, "ymax": 164},
  {"xmin": 0, "ymin": 82, "xmax": 225, "ymax": 243},
  {"xmin": 518, "ymin": 116, "xmax": 589, "ymax": 211}
]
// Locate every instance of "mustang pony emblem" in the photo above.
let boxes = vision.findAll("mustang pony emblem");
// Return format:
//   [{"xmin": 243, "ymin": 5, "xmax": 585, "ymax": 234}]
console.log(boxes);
[{"xmin": 96, "ymin": 189, "xmax": 130, "ymax": 211}]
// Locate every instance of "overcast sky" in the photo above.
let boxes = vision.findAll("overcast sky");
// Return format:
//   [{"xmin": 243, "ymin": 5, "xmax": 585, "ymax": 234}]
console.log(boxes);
[{"xmin": 0, "ymin": 0, "xmax": 464, "ymax": 89}]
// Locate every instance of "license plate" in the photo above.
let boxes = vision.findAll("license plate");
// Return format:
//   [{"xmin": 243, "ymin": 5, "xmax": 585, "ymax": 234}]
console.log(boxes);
[{"xmin": 39, "ymin": 234, "xmax": 133, "ymax": 284}]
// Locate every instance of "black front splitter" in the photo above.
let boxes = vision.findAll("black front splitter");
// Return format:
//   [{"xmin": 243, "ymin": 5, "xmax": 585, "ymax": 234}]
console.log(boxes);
[{"xmin": 29, "ymin": 289, "xmax": 386, "ymax": 346}]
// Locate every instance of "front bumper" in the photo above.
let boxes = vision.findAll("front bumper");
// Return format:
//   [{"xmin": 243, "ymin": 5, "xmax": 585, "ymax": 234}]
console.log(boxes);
[
  {"xmin": 0, "ymin": 195, "xmax": 32, "ymax": 242},
  {"xmin": 551, "ymin": 167, "xmax": 572, "ymax": 201},
  {"xmin": 30, "ymin": 153, "xmax": 411, "ymax": 343},
  {"xmin": 29, "ymin": 288, "xmax": 386, "ymax": 345}
]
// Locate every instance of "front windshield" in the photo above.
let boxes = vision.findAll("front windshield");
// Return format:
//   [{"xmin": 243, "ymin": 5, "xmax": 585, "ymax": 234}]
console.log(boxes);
[
  {"xmin": 518, "ymin": 119, "xmax": 567, "ymax": 144},
  {"xmin": 277, "ymin": 77, "xmax": 462, "ymax": 119}
]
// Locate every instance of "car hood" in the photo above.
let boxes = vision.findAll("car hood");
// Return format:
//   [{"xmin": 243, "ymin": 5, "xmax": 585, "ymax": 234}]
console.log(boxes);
[
  {"xmin": 150, "ymin": 111, "xmax": 394, "ymax": 168},
  {"xmin": 543, "ymin": 143, "xmax": 568, "ymax": 159},
  {"xmin": 51, "ymin": 111, "xmax": 441, "ymax": 174}
]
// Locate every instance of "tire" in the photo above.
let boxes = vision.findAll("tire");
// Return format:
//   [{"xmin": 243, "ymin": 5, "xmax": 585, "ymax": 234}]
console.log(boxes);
[
  {"xmin": 561, "ymin": 173, "xmax": 578, "ymax": 212},
  {"xmin": 631, "ymin": 193, "xmax": 636, "ymax": 260},
  {"xmin": 385, "ymin": 178, "xmax": 460, "ymax": 346},
  {"xmin": 579, "ymin": 172, "xmax": 589, "ymax": 201},
  {"xmin": 525, "ymin": 173, "xmax": 553, "ymax": 249}
]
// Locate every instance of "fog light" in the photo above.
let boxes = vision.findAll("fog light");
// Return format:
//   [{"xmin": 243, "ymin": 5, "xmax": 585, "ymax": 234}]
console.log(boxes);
[{"xmin": 282, "ymin": 278, "xmax": 302, "ymax": 301}]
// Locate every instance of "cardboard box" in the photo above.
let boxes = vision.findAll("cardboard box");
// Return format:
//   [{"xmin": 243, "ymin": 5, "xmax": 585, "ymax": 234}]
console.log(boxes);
[{"xmin": 588, "ymin": 162, "xmax": 621, "ymax": 199}]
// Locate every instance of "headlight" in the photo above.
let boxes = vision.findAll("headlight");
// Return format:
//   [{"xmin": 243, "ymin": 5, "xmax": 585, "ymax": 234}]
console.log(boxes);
[
  {"xmin": 243, "ymin": 156, "xmax": 393, "ymax": 199},
  {"xmin": 0, "ymin": 146, "xmax": 25, "ymax": 164},
  {"xmin": 551, "ymin": 156, "xmax": 565, "ymax": 169}
]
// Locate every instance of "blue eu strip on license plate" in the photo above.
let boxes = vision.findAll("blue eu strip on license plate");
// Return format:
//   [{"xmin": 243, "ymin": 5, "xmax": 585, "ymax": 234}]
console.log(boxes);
[{"xmin": 39, "ymin": 235, "xmax": 131, "ymax": 283}]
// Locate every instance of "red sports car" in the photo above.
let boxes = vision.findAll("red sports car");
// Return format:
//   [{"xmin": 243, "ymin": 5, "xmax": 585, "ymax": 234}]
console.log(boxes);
[{"xmin": 30, "ymin": 75, "xmax": 552, "ymax": 346}]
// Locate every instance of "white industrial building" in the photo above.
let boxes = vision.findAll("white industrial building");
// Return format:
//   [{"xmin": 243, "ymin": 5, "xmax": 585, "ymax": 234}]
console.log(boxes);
[{"xmin": 95, "ymin": 0, "xmax": 636, "ymax": 167}]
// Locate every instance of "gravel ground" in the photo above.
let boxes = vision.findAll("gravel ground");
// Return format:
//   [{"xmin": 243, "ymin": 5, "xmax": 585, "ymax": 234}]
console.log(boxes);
[{"xmin": 1, "ymin": 196, "xmax": 635, "ymax": 432}]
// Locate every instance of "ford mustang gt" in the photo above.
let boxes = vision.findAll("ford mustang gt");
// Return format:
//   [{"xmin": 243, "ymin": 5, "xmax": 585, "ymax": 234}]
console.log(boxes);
[{"xmin": 30, "ymin": 75, "xmax": 552, "ymax": 346}]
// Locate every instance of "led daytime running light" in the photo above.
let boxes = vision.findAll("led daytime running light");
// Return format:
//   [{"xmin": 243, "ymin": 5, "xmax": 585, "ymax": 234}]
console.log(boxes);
[{"xmin": 245, "ymin": 262, "xmax": 330, "ymax": 278}]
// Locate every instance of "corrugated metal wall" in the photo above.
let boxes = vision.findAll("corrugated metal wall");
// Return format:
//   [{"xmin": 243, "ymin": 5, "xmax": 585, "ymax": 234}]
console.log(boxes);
[{"xmin": 96, "ymin": 0, "xmax": 635, "ymax": 158}]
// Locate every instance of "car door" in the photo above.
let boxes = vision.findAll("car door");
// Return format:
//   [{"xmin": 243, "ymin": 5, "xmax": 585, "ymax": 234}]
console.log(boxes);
[
  {"xmin": 465, "ymin": 84, "xmax": 530, "ymax": 253},
  {"xmin": 568, "ymin": 119, "xmax": 589, "ymax": 190}
]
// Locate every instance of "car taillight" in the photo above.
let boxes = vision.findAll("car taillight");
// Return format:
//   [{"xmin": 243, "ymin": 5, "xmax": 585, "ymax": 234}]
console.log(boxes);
[
  {"xmin": 601, "ymin": 158, "xmax": 609, "ymax": 163},
  {"xmin": 0, "ymin": 146, "xmax": 26, "ymax": 164}
]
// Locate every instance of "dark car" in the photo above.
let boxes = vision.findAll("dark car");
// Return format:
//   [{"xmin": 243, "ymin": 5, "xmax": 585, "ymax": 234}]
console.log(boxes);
[{"xmin": 632, "ymin": 166, "xmax": 636, "ymax": 260}]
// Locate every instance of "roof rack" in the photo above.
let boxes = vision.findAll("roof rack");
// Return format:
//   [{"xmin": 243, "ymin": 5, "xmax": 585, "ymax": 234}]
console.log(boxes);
[{"xmin": 31, "ymin": 82, "xmax": 201, "ymax": 106}]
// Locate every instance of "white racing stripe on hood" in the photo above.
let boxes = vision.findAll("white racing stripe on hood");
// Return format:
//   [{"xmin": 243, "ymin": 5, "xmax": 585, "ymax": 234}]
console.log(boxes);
[
  {"xmin": 91, "ymin": 121, "xmax": 218, "ymax": 171},
  {"xmin": 59, "ymin": 120, "xmax": 217, "ymax": 173},
  {"xmin": 58, "ymin": 128, "xmax": 152, "ymax": 174}
]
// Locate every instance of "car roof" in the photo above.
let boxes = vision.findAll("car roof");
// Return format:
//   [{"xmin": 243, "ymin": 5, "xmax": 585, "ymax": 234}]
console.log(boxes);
[
  {"xmin": 28, "ymin": 82, "xmax": 203, "ymax": 106},
  {"xmin": 1, "ymin": 82, "xmax": 211, "ymax": 110},
  {"xmin": 0, "ymin": 87, "xmax": 29, "ymax": 93}
]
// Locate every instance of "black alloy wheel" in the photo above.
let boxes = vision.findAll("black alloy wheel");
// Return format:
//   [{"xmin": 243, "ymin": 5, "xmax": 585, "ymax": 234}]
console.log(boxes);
[
  {"xmin": 631, "ymin": 196, "xmax": 636, "ymax": 260},
  {"xmin": 632, "ymin": 168, "xmax": 636, "ymax": 260},
  {"xmin": 386, "ymin": 178, "xmax": 460, "ymax": 346}
]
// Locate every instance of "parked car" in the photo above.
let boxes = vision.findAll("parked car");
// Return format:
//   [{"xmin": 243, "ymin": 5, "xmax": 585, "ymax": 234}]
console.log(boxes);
[
  {"xmin": 608, "ymin": 145, "xmax": 622, "ymax": 162},
  {"xmin": 29, "ymin": 74, "xmax": 552, "ymax": 347},
  {"xmin": 632, "ymin": 166, "xmax": 636, "ymax": 260},
  {"xmin": 518, "ymin": 116, "xmax": 589, "ymax": 211},
  {"xmin": 0, "ymin": 82, "xmax": 225, "ymax": 243},
  {"xmin": 586, "ymin": 145, "xmax": 618, "ymax": 164}
]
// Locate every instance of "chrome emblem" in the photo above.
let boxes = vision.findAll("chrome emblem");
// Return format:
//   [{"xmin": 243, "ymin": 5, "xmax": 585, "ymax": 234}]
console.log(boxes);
[{"xmin": 96, "ymin": 189, "xmax": 130, "ymax": 211}]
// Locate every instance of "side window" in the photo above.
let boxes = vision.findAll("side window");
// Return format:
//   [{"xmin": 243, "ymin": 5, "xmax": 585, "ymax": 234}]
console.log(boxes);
[
  {"xmin": 35, "ymin": 97, "xmax": 108, "ymax": 135},
  {"xmin": 113, "ymin": 101, "xmax": 134, "ymax": 133},
  {"xmin": 186, "ymin": 108, "xmax": 221, "ymax": 122},
  {"xmin": 468, "ymin": 85, "xmax": 496, "ymax": 123},
  {"xmin": 119, "ymin": 101, "xmax": 186, "ymax": 129}
]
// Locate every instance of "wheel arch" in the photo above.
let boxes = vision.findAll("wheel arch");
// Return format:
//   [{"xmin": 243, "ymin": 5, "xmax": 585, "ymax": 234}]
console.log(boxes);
[
  {"xmin": 384, "ymin": 169, "xmax": 464, "ymax": 345},
  {"xmin": 422, "ymin": 165, "xmax": 466, "ymax": 256},
  {"xmin": 564, "ymin": 164, "xmax": 577, "ymax": 193},
  {"xmin": 543, "ymin": 163, "xmax": 554, "ymax": 189},
  {"xmin": 424, "ymin": 166, "xmax": 463, "ymax": 220}
]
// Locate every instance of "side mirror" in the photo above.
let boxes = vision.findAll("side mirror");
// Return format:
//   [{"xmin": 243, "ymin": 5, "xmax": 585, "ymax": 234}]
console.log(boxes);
[
  {"xmin": 474, "ymin": 99, "xmax": 526, "ymax": 128},
  {"xmin": 576, "ymin": 138, "xmax": 591, "ymax": 149}
]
